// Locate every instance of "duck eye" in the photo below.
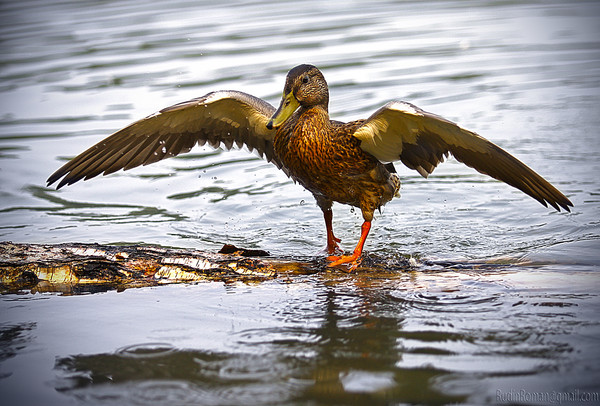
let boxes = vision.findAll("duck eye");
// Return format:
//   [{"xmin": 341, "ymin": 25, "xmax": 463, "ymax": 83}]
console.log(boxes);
[{"xmin": 302, "ymin": 75, "xmax": 309, "ymax": 84}]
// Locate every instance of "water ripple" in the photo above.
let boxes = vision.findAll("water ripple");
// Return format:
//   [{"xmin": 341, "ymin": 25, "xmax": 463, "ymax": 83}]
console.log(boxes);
[
  {"xmin": 115, "ymin": 342, "xmax": 176, "ymax": 359},
  {"xmin": 401, "ymin": 290, "xmax": 500, "ymax": 313}
]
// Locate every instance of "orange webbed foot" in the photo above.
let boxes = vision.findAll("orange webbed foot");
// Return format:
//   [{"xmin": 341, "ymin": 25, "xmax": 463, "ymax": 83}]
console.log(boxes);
[
  {"xmin": 327, "ymin": 253, "xmax": 363, "ymax": 271},
  {"xmin": 325, "ymin": 220, "xmax": 371, "ymax": 272}
]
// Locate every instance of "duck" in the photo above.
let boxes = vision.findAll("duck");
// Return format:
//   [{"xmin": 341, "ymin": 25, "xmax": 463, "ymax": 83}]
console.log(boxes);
[{"xmin": 47, "ymin": 64, "xmax": 573, "ymax": 270}]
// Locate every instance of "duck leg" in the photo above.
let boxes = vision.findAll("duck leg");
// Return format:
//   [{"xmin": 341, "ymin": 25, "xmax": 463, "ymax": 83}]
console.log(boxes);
[
  {"xmin": 323, "ymin": 208, "xmax": 342, "ymax": 255},
  {"xmin": 327, "ymin": 220, "xmax": 371, "ymax": 270}
]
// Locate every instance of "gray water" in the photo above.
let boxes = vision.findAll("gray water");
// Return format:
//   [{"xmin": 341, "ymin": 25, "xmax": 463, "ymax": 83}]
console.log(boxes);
[{"xmin": 1, "ymin": 0, "xmax": 600, "ymax": 405}]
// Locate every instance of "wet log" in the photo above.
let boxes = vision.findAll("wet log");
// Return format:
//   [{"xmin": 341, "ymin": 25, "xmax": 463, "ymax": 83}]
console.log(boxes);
[{"xmin": 0, "ymin": 241, "xmax": 315, "ymax": 294}]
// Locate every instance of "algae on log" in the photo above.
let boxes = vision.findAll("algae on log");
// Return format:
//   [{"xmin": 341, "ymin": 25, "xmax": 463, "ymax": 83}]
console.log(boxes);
[{"xmin": 0, "ymin": 242, "xmax": 313, "ymax": 294}]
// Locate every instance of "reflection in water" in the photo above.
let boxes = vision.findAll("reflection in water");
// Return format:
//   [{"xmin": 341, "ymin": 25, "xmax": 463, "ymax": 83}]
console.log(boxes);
[
  {"xmin": 56, "ymin": 348, "xmax": 312, "ymax": 405},
  {"xmin": 53, "ymin": 281, "xmax": 469, "ymax": 405},
  {"xmin": 49, "ymin": 267, "xmax": 599, "ymax": 404},
  {"xmin": 293, "ymin": 284, "xmax": 466, "ymax": 405},
  {"xmin": 0, "ymin": 262, "xmax": 596, "ymax": 404},
  {"xmin": 0, "ymin": 322, "xmax": 36, "ymax": 374}
]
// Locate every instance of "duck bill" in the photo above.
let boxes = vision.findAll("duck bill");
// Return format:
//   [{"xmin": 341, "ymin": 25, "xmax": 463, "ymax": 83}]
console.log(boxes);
[{"xmin": 266, "ymin": 92, "xmax": 299, "ymax": 129}]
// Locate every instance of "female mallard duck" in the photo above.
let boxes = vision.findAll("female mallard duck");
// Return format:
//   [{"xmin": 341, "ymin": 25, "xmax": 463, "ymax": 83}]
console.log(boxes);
[{"xmin": 48, "ymin": 64, "xmax": 572, "ymax": 269}]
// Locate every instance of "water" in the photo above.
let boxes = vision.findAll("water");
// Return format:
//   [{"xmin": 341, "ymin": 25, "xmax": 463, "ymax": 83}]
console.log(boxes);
[{"xmin": 1, "ymin": 0, "xmax": 599, "ymax": 404}]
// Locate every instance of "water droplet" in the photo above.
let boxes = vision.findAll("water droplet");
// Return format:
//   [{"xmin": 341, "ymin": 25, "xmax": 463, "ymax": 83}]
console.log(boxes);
[
  {"xmin": 162, "ymin": 147, "xmax": 167, "ymax": 153},
  {"xmin": 299, "ymin": 200, "xmax": 305, "ymax": 205}
]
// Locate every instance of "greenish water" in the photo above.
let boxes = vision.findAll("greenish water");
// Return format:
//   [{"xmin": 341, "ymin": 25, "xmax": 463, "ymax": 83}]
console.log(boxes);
[{"xmin": 1, "ymin": 0, "xmax": 599, "ymax": 404}]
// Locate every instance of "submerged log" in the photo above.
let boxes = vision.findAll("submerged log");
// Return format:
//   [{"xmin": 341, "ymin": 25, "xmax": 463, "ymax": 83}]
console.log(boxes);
[{"xmin": 0, "ymin": 241, "xmax": 317, "ymax": 294}]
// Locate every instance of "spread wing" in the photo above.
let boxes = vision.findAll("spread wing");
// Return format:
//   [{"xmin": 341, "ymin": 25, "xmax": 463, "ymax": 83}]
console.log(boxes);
[
  {"xmin": 47, "ymin": 90, "xmax": 279, "ymax": 189},
  {"xmin": 353, "ymin": 101, "xmax": 572, "ymax": 211}
]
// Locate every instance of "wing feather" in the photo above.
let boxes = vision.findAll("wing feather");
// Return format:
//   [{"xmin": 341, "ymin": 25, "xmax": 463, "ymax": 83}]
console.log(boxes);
[
  {"xmin": 47, "ymin": 90, "xmax": 279, "ymax": 188},
  {"xmin": 353, "ymin": 101, "xmax": 572, "ymax": 211}
]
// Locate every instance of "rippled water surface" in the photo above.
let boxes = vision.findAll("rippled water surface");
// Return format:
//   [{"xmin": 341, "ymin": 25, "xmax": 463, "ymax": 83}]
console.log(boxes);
[{"xmin": 1, "ymin": 0, "xmax": 599, "ymax": 404}]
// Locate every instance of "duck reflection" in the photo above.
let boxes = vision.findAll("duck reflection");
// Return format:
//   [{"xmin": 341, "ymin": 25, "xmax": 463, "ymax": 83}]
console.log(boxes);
[{"xmin": 52, "ymin": 272, "xmax": 468, "ymax": 404}]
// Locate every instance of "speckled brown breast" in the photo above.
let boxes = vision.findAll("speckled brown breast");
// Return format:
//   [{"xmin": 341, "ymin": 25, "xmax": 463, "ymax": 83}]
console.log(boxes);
[{"xmin": 273, "ymin": 107, "xmax": 400, "ymax": 216}]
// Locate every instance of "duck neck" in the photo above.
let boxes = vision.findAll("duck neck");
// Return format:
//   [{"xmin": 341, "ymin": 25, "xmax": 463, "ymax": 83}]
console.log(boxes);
[{"xmin": 299, "ymin": 104, "xmax": 331, "ymax": 130}]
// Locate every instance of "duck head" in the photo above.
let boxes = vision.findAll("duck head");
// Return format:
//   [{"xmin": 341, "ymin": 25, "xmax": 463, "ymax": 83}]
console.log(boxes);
[{"xmin": 267, "ymin": 64, "xmax": 329, "ymax": 129}]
